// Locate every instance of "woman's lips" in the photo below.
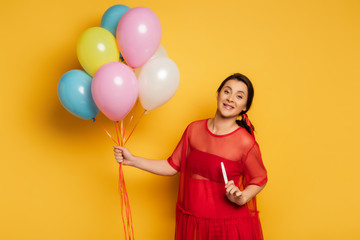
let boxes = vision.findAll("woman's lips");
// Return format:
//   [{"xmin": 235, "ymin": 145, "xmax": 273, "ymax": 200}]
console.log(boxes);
[{"xmin": 223, "ymin": 103, "xmax": 234, "ymax": 110}]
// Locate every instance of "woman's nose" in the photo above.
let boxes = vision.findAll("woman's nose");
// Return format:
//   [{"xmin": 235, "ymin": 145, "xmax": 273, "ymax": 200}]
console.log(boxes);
[{"xmin": 226, "ymin": 95, "xmax": 234, "ymax": 102}]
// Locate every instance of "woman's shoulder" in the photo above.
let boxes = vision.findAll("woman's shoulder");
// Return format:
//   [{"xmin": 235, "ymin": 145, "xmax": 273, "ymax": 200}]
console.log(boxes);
[
  {"xmin": 187, "ymin": 119, "xmax": 207, "ymax": 129},
  {"xmin": 189, "ymin": 119, "xmax": 207, "ymax": 126},
  {"xmin": 183, "ymin": 119, "xmax": 207, "ymax": 133},
  {"xmin": 235, "ymin": 126, "xmax": 258, "ymax": 149}
]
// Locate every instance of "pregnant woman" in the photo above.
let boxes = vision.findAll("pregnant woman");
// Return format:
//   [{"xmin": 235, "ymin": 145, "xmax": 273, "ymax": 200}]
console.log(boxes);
[{"xmin": 114, "ymin": 73, "xmax": 268, "ymax": 240}]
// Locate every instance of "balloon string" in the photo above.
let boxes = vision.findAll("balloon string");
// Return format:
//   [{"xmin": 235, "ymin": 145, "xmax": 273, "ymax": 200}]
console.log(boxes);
[
  {"xmin": 127, "ymin": 180, "xmax": 135, "ymax": 239},
  {"xmin": 93, "ymin": 118, "xmax": 118, "ymax": 145},
  {"xmin": 134, "ymin": 98, "xmax": 139, "ymax": 109},
  {"xmin": 126, "ymin": 99, "xmax": 139, "ymax": 128},
  {"xmin": 125, "ymin": 99, "xmax": 139, "ymax": 141},
  {"xmin": 123, "ymin": 167, "xmax": 134, "ymax": 239},
  {"xmin": 115, "ymin": 122, "xmax": 132, "ymax": 239},
  {"xmin": 118, "ymin": 165, "xmax": 128, "ymax": 240},
  {"xmin": 121, "ymin": 119, "xmax": 124, "ymax": 147},
  {"xmin": 124, "ymin": 110, "xmax": 146, "ymax": 145},
  {"xmin": 115, "ymin": 121, "xmax": 125, "ymax": 147},
  {"xmin": 120, "ymin": 165, "xmax": 132, "ymax": 240},
  {"xmin": 118, "ymin": 121, "xmax": 134, "ymax": 239},
  {"xmin": 122, "ymin": 120, "xmax": 127, "ymax": 145},
  {"xmin": 120, "ymin": 164, "xmax": 134, "ymax": 239},
  {"xmin": 93, "ymin": 119, "xmax": 134, "ymax": 238},
  {"xmin": 121, "ymin": 168, "xmax": 130, "ymax": 238},
  {"xmin": 115, "ymin": 121, "xmax": 121, "ymax": 146},
  {"xmin": 128, "ymin": 115, "xmax": 134, "ymax": 128},
  {"xmin": 124, "ymin": 188, "xmax": 131, "ymax": 239}
]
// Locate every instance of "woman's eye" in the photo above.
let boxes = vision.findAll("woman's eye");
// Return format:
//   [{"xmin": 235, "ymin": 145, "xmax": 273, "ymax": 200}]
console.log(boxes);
[
  {"xmin": 224, "ymin": 90, "xmax": 229, "ymax": 94},
  {"xmin": 237, "ymin": 95, "xmax": 242, "ymax": 99}
]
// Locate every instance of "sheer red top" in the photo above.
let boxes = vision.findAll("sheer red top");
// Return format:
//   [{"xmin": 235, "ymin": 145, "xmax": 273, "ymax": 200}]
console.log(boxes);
[{"xmin": 168, "ymin": 119, "xmax": 268, "ymax": 240}]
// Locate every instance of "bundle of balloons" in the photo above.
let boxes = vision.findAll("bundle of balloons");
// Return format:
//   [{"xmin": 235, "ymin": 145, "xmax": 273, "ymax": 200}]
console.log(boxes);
[{"xmin": 57, "ymin": 5, "xmax": 180, "ymax": 240}]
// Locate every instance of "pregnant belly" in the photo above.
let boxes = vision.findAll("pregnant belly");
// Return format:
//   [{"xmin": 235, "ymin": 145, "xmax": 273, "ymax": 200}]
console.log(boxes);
[{"xmin": 183, "ymin": 177, "xmax": 250, "ymax": 218}]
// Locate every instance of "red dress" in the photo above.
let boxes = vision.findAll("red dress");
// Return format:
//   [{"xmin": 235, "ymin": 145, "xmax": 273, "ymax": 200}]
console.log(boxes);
[{"xmin": 167, "ymin": 119, "xmax": 268, "ymax": 240}]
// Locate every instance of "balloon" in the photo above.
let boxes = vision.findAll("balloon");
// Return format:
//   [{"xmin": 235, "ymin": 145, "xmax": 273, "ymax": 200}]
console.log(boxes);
[
  {"xmin": 116, "ymin": 7, "xmax": 162, "ymax": 68},
  {"xmin": 134, "ymin": 45, "xmax": 168, "ymax": 76},
  {"xmin": 77, "ymin": 27, "xmax": 119, "ymax": 76},
  {"xmin": 149, "ymin": 45, "xmax": 168, "ymax": 60},
  {"xmin": 137, "ymin": 57, "xmax": 180, "ymax": 111},
  {"xmin": 101, "ymin": 5, "xmax": 131, "ymax": 37},
  {"xmin": 92, "ymin": 62, "xmax": 138, "ymax": 121},
  {"xmin": 58, "ymin": 70, "xmax": 99, "ymax": 120}
]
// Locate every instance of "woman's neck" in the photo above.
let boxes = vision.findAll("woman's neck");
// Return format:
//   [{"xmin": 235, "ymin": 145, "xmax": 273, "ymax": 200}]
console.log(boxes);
[{"xmin": 208, "ymin": 111, "xmax": 239, "ymax": 135}]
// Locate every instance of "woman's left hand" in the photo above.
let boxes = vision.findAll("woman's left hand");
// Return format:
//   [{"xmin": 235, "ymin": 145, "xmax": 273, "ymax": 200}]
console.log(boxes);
[{"xmin": 225, "ymin": 180, "xmax": 246, "ymax": 206}]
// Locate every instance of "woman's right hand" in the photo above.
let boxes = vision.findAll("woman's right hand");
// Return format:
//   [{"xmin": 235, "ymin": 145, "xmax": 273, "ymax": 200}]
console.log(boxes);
[
  {"xmin": 113, "ymin": 146, "xmax": 177, "ymax": 176},
  {"xmin": 113, "ymin": 145, "xmax": 135, "ymax": 166}
]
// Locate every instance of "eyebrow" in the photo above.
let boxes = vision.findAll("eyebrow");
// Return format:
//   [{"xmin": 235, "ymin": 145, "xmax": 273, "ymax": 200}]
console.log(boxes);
[{"xmin": 224, "ymin": 86, "xmax": 246, "ymax": 94}]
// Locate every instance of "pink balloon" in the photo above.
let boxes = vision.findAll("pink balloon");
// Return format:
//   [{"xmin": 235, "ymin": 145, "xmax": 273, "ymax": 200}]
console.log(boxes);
[
  {"xmin": 92, "ymin": 62, "xmax": 138, "ymax": 121},
  {"xmin": 116, "ymin": 7, "xmax": 162, "ymax": 68}
]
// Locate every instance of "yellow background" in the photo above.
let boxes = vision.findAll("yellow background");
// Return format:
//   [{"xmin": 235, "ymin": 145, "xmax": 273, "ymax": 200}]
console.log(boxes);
[{"xmin": 1, "ymin": 0, "xmax": 359, "ymax": 239}]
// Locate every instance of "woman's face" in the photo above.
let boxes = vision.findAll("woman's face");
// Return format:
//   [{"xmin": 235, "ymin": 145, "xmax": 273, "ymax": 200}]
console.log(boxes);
[{"xmin": 217, "ymin": 79, "xmax": 248, "ymax": 118}]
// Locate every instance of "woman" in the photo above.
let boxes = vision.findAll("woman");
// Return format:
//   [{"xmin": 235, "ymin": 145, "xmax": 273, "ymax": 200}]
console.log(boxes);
[{"xmin": 114, "ymin": 73, "xmax": 268, "ymax": 239}]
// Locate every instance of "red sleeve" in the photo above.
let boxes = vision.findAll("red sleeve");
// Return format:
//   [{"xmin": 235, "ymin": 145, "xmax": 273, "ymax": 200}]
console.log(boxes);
[
  {"xmin": 243, "ymin": 142, "xmax": 268, "ymax": 186},
  {"xmin": 167, "ymin": 126, "xmax": 189, "ymax": 172}
]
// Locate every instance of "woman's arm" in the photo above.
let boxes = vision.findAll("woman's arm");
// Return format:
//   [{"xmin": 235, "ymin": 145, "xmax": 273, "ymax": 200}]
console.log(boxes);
[
  {"xmin": 225, "ymin": 180, "xmax": 266, "ymax": 206},
  {"xmin": 113, "ymin": 145, "xmax": 178, "ymax": 176},
  {"xmin": 225, "ymin": 141, "xmax": 267, "ymax": 205}
]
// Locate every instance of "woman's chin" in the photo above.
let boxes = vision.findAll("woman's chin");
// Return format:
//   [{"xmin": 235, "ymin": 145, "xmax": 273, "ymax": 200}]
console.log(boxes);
[{"xmin": 217, "ymin": 112, "xmax": 239, "ymax": 119}]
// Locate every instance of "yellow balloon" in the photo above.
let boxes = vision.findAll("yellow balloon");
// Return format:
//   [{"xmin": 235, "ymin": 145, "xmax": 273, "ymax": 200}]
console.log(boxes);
[{"xmin": 77, "ymin": 27, "xmax": 119, "ymax": 76}]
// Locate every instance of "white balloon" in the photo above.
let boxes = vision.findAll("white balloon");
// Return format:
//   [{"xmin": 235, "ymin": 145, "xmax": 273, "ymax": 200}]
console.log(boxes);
[
  {"xmin": 150, "ymin": 45, "xmax": 168, "ymax": 60},
  {"xmin": 138, "ymin": 57, "xmax": 180, "ymax": 110},
  {"xmin": 134, "ymin": 45, "xmax": 168, "ymax": 77}
]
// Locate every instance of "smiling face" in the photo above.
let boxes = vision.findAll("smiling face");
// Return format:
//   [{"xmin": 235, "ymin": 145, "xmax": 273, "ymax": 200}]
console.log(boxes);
[{"xmin": 217, "ymin": 79, "xmax": 248, "ymax": 118}]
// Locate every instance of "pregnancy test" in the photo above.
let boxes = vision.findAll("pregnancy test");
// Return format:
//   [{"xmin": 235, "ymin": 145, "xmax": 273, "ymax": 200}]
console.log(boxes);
[{"xmin": 221, "ymin": 162, "xmax": 228, "ymax": 184}]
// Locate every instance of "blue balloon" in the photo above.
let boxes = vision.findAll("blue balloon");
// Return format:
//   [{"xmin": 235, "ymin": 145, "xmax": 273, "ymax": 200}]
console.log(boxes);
[
  {"xmin": 58, "ymin": 70, "xmax": 99, "ymax": 120},
  {"xmin": 101, "ymin": 5, "xmax": 131, "ymax": 36}
]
